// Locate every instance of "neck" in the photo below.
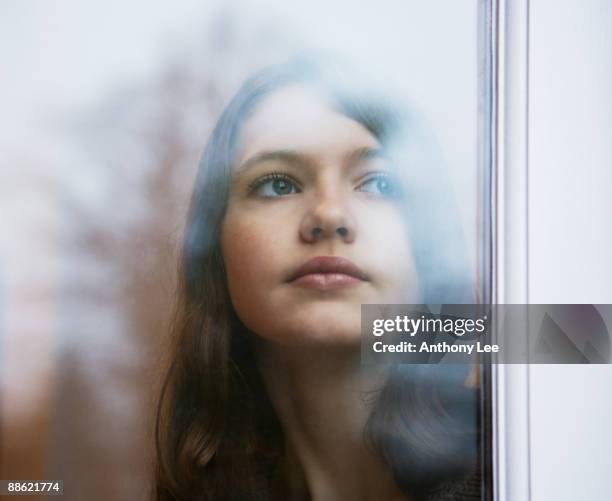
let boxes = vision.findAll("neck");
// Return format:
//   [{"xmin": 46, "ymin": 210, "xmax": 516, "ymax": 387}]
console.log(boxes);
[{"xmin": 254, "ymin": 340, "xmax": 409, "ymax": 501}]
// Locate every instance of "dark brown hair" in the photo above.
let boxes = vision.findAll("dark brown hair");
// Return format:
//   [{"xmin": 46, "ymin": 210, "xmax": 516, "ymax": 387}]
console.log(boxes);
[{"xmin": 153, "ymin": 55, "xmax": 479, "ymax": 501}]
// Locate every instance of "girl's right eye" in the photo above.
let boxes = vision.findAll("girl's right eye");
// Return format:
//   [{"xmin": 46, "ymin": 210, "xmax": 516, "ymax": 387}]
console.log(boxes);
[{"xmin": 248, "ymin": 173, "xmax": 301, "ymax": 198}]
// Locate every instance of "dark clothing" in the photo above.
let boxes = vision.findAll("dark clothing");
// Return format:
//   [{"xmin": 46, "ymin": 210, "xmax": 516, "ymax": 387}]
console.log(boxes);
[{"xmin": 428, "ymin": 470, "xmax": 482, "ymax": 501}]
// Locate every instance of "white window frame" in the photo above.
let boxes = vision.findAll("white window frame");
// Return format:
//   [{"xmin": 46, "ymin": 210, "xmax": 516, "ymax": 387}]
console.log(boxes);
[{"xmin": 487, "ymin": 0, "xmax": 531, "ymax": 500}]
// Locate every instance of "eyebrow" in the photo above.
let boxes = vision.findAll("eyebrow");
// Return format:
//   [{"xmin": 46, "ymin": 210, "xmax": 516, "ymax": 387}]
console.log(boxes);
[
  {"xmin": 237, "ymin": 150, "xmax": 308, "ymax": 174},
  {"xmin": 236, "ymin": 146, "xmax": 387, "ymax": 175}
]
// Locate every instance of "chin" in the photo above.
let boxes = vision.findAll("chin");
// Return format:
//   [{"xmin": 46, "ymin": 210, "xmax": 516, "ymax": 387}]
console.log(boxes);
[
  {"xmin": 274, "ymin": 311, "xmax": 363, "ymax": 347},
  {"xmin": 240, "ymin": 298, "xmax": 366, "ymax": 347}
]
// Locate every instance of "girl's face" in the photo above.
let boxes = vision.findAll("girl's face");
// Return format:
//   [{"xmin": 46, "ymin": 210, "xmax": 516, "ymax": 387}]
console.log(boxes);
[{"xmin": 221, "ymin": 85, "xmax": 420, "ymax": 346}]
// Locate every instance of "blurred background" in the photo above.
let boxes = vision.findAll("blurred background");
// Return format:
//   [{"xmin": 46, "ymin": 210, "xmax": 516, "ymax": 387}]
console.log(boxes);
[{"xmin": 0, "ymin": 1, "xmax": 478, "ymax": 499}]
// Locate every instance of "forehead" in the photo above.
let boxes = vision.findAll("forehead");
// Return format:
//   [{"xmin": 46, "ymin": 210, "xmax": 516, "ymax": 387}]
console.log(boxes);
[{"xmin": 237, "ymin": 84, "xmax": 380, "ymax": 167}]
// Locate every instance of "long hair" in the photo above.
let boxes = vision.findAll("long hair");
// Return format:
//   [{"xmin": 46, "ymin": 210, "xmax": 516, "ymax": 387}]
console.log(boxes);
[{"xmin": 153, "ymin": 55, "xmax": 479, "ymax": 501}]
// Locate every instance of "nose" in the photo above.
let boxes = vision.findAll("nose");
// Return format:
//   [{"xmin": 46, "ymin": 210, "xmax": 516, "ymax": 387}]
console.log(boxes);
[{"xmin": 299, "ymin": 189, "xmax": 357, "ymax": 244}]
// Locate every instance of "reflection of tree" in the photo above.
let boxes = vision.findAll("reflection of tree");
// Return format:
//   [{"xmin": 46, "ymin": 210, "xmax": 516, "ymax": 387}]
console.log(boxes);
[
  {"xmin": 47, "ymin": 11, "xmax": 294, "ymax": 500},
  {"xmin": 2, "ymin": 406, "xmax": 50, "ymax": 500}
]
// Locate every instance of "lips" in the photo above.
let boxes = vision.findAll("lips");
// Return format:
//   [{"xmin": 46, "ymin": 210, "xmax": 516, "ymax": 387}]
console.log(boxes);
[{"xmin": 286, "ymin": 256, "xmax": 368, "ymax": 291}]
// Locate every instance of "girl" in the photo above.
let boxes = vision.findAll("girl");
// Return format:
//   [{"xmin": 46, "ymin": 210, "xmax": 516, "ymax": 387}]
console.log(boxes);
[{"xmin": 153, "ymin": 55, "xmax": 480, "ymax": 501}]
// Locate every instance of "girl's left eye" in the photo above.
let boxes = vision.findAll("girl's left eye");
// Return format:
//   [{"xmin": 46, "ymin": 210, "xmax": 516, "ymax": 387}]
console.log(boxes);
[
  {"xmin": 357, "ymin": 173, "xmax": 400, "ymax": 198},
  {"xmin": 249, "ymin": 173, "xmax": 301, "ymax": 198}
]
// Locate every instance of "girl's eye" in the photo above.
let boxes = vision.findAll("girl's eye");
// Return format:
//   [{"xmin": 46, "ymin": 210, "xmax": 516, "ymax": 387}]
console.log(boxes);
[
  {"xmin": 357, "ymin": 173, "xmax": 400, "ymax": 198},
  {"xmin": 249, "ymin": 173, "xmax": 301, "ymax": 198}
]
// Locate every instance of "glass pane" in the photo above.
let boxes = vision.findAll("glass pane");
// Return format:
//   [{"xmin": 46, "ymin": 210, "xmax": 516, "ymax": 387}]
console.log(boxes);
[{"xmin": 0, "ymin": 1, "xmax": 488, "ymax": 500}]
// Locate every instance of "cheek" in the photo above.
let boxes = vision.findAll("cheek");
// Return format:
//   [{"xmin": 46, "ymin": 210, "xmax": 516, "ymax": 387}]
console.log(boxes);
[
  {"xmin": 220, "ymin": 209, "xmax": 285, "ymax": 331},
  {"xmin": 359, "ymin": 206, "xmax": 420, "ymax": 301}
]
